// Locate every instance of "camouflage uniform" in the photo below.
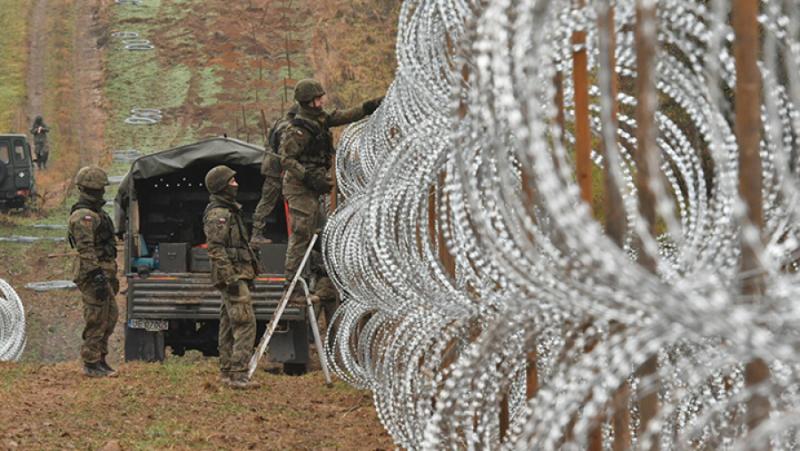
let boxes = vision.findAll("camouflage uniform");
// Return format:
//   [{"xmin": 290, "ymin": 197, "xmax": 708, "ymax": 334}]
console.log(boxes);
[
  {"xmin": 203, "ymin": 166, "xmax": 260, "ymax": 383},
  {"xmin": 30, "ymin": 116, "xmax": 50, "ymax": 170},
  {"xmin": 251, "ymin": 105, "xmax": 300, "ymax": 243},
  {"xmin": 68, "ymin": 166, "xmax": 118, "ymax": 377},
  {"xmin": 280, "ymin": 79, "xmax": 382, "ymax": 304}
]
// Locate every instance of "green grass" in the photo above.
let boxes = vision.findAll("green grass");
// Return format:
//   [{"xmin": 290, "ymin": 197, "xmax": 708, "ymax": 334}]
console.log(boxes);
[{"xmin": 0, "ymin": 0, "xmax": 30, "ymax": 133}]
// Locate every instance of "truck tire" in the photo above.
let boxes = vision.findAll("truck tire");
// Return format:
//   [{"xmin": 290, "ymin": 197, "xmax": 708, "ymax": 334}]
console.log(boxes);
[
  {"xmin": 283, "ymin": 362, "xmax": 307, "ymax": 376},
  {"xmin": 125, "ymin": 325, "xmax": 166, "ymax": 362}
]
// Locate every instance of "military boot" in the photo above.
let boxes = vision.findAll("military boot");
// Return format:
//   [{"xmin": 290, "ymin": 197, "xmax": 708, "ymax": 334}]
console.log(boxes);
[
  {"xmin": 99, "ymin": 357, "xmax": 118, "ymax": 377},
  {"xmin": 226, "ymin": 373, "xmax": 261, "ymax": 390},
  {"xmin": 249, "ymin": 228, "xmax": 272, "ymax": 246},
  {"xmin": 83, "ymin": 361, "xmax": 107, "ymax": 378}
]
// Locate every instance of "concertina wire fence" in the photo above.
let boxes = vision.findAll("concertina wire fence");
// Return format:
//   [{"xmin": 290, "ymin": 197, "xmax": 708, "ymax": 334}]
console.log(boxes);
[{"xmin": 321, "ymin": 0, "xmax": 800, "ymax": 449}]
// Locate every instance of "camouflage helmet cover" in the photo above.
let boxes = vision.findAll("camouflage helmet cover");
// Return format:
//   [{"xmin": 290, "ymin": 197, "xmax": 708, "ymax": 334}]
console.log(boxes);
[
  {"xmin": 205, "ymin": 165, "xmax": 237, "ymax": 194},
  {"xmin": 294, "ymin": 79, "xmax": 325, "ymax": 103},
  {"xmin": 75, "ymin": 165, "xmax": 109, "ymax": 189}
]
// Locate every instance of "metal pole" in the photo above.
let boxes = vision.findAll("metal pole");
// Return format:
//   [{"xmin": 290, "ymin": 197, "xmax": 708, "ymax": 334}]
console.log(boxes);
[
  {"xmin": 298, "ymin": 278, "xmax": 333, "ymax": 386},
  {"xmin": 247, "ymin": 233, "xmax": 318, "ymax": 379}
]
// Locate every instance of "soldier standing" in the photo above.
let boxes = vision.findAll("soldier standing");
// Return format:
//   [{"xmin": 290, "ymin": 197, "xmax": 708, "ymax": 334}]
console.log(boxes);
[
  {"xmin": 30, "ymin": 116, "xmax": 50, "ymax": 170},
  {"xmin": 203, "ymin": 165, "xmax": 261, "ymax": 389},
  {"xmin": 279, "ymin": 78, "xmax": 382, "ymax": 311},
  {"xmin": 68, "ymin": 166, "xmax": 118, "ymax": 377},
  {"xmin": 250, "ymin": 104, "xmax": 300, "ymax": 246}
]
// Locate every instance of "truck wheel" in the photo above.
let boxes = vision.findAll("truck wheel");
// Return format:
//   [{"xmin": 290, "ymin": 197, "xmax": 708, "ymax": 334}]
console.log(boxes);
[
  {"xmin": 124, "ymin": 325, "xmax": 166, "ymax": 362},
  {"xmin": 283, "ymin": 362, "xmax": 308, "ymax": 376}
]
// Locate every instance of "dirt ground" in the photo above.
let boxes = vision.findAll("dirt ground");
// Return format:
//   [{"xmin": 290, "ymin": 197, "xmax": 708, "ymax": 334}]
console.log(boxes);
[{"xmin": 0, "ymin": 360, "xmax": 390, "ymax": 450}]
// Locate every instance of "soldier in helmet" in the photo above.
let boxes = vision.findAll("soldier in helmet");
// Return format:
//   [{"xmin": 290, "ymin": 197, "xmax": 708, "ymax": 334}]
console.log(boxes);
[
  {"xmin": 68, "ymin": 166, "xmax": 118, "ymax": 377},
  {"xmin": 279, "ymin": 78, "xmax": 382, "ymax": 309},
  {"xmin": 250, "ymin": 104, "xmax": 300, "ymax": 246},
  {"xmin": 30, "ymin": 116, "xmax": 50, "ymax": 170},
  {"xmin": 203, "ymin": 165, "xmax": 261, "ymax": 389}
]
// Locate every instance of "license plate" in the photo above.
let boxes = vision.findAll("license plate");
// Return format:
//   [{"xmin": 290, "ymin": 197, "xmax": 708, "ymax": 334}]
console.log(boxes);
[{"xmin": 128, "ymin": 318, "xmax": 169, "ymax": 331}]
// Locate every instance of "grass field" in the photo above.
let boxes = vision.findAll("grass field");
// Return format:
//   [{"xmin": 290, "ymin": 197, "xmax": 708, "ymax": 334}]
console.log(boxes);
[{"xmin": 0, "ymin": 0, "xmax": 30, "ymax": 132}]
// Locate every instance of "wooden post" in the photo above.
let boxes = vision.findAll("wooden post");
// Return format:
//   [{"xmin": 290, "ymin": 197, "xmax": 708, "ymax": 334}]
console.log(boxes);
[
  {"xmin": 732, "ymin": 0, "xmax": 771, "ymax": 434},
  {"xmin": 634, "ymin": 1, "xmax": 660, "ymax": 447},
  {"xmin": 241, "ymin": 106, "xmax": 249, "ymax": 143},
  {"xmin": 260, "ymin": 109, "xmax": 269, "ymax": 142},
  {"xmin": 572, "ymin": 10, "xmax": 593, "ymax": 205}
]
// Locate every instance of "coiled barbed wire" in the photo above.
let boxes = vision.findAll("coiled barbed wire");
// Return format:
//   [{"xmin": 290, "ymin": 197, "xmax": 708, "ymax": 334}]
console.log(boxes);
[
  {"xmin": 0, "ymin": 279, "xmax": 26, "ymax": 361},
  {"xmin": 324, "ymin": 0, "xmax": 800, "ymax": 449}
]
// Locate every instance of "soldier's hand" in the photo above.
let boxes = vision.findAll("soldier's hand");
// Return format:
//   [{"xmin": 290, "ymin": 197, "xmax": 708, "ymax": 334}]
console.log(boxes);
[
  {"xmin": 362, "ymin": 96, "xmax": 384, "ymax": 115},
  {"xmin": 303, "ymin": 172, "xmax": 333, "ymax": 194},
  {"xmin": 226, "ymin": 282, "xmax": 241, "ymax": 296},
  {"xmin": 89, "ymin": 269, "xmax": 112, "ymax": 301}
]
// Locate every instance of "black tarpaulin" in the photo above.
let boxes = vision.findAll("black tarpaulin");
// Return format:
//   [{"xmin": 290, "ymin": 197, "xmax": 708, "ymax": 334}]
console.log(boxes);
[{"xmin": 114, "ymin": 137, "xmax": 265, "ymax": 232}]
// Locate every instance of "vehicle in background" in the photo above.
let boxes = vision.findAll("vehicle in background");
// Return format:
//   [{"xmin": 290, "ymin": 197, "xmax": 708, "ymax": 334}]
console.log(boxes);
[
  {"xmin": 0, "ymin": 134, "xmax": 36, "ymax": 210},
  {"xmin": 114, "ymin": 137, "xmax": 310, "ymax": 374}
]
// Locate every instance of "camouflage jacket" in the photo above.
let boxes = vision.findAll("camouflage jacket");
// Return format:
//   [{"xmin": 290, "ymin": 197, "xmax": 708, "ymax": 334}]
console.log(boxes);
[
  {"xmin": 203, "ymin": 195, "xmax": 259, "ymax": 287},
  {"xmin": 279, "ymin": 104, "xmax": 367, "ymax": 194},
  {"xmin": 68, "ymin": 198, "xmax": 117, "ymax": 283}
]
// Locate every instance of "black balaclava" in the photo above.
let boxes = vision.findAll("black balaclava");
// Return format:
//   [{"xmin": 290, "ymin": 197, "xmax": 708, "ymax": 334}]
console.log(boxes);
[
  {"xmin": 79, "ymin": 187, "xmax": 106, "ymax": 211},
  {"xmin": 221, "ymin": 183, "xmax": 238, "ymax": 200}
]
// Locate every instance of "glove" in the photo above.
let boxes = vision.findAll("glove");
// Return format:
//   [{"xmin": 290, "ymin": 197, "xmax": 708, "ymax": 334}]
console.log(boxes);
[
  {"xmin": 226, "ymin": 282, "xmax": 241, "ymax": 296},
  {"xmin": 302, "ymin": 171, "xmax": 333, "ymax": 194},
  {"xmin": 362, "ymin": 96, "xmax": 384, "ymax": 115},
  {"xmin": 88, "ymin": 269, "xmax": 111, "ymax": 301}
]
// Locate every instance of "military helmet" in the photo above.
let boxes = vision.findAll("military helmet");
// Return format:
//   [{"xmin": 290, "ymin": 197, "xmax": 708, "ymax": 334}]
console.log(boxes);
[
  {"xmin": 75, "ymin": 166, "xmax": 109, "ymax": 190},
  {"xmin": 205, "ymin": 165, "xmax": 236, "ymax": 194},
  {"xmin": 294, "ymin": 79, "xmax": 325, "ymax": 103}
]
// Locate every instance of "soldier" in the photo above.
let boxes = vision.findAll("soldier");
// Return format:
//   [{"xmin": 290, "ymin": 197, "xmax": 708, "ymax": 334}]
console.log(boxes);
[
  {"xmin": 279, "ymin": 78, "xmax": 382, "ymax": 308},
  {"xmin": 250, "ymin": 104, "xmax": 300, "ymax": 246},
  {"xmin": 68, "ymin": 166, "xmax": 118, "ymax": 377},
  {"xmin": 30, "ymin": 116, "xmax": 50, "ymax": 170},
  {"xmin": 203, "ymin": 165, "xmax": 261, "ymax": 389}
]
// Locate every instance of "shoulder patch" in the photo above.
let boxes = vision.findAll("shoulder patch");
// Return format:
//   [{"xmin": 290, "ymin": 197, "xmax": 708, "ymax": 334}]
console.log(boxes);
[
  {"xmin": 295, "ymin": 129, "xmax": 304, "ymax": 136},
  {"xmin": 83, "ymin": 215, "xmax": 93, "ymax": 222},
  {"xmin": 218, "ymin": 217, "xmax": 227, "ymax": 223}
]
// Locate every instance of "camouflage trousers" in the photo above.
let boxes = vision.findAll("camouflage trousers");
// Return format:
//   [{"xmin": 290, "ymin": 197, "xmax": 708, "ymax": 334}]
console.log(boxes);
[
  {"xmin": 252, "ymin": 176, "xmax": 282, "ymax": 233},
  {"xmin": 313, "ymin": 276, "xmax": 339, "ymax": 332},
  {"xmin": 284, "ymin": 185, "xmax": 322, "ymax": 282},
  {"xmin": 218, "ymin": 280, "xmax": 256, "ymax": 375},
  {"xmin": 34, "ymin": 140, "xmax": 48, "ymax": 169},
  {"xmin": 78, "ymin": 277, "xmax": 119, "ymax": 364}
]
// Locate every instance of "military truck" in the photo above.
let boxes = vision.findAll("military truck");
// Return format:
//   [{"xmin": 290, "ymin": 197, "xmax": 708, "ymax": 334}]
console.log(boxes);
[
  {"xmin": 0, "ymin": 134, "xmax": 36, "ymax": 209},
  {"xmin": 114, "ymin": 137, "xmax": 310, "ymax": 374}
]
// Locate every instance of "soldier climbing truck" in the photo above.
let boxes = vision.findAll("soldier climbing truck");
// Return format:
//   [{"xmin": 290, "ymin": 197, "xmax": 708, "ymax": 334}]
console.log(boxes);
[{"xmin": 114, "ymin": 137, "xmax": 310, "ymax": 374}]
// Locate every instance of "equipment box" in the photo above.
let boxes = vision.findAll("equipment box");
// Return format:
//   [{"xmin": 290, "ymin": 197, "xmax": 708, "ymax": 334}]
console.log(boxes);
[
  {"xmin": 159, "ymin": 243, "xmax": 188, "ymax": 273},
  {"xmin": 190, "ymin": 247, "xmax": 211, "ymax": 273},
  {"xmin": 258, "ymin": 243, "xmax": 288, "ymax": 274}
]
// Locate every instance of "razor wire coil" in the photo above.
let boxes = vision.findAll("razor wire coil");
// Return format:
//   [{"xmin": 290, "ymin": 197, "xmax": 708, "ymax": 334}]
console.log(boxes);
[
  {"xmin": 323, "ymin": 0, "xmax": 800, "ymax": 449},
  {"xmin": 0, "ymin": 279, "xmax": 25, "ymax": 362}
]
